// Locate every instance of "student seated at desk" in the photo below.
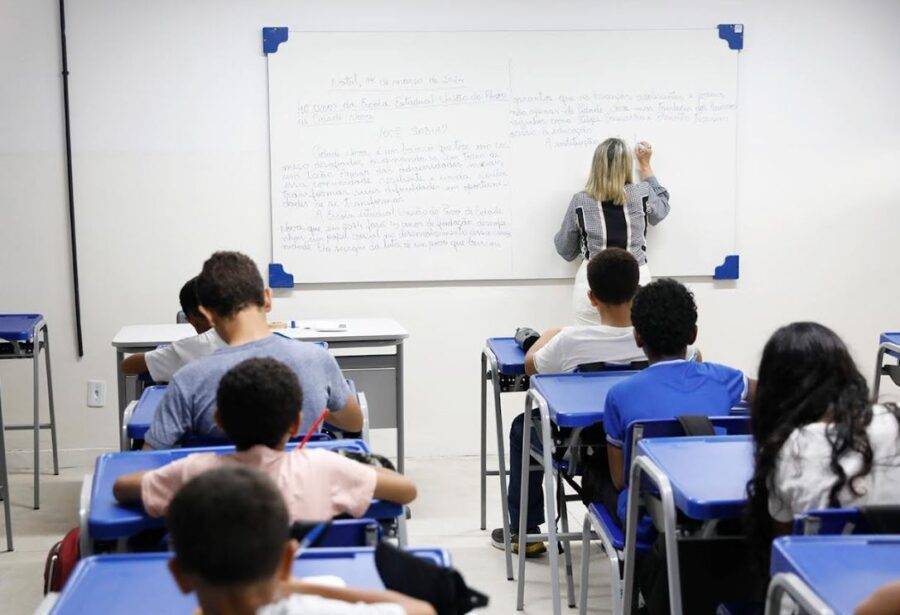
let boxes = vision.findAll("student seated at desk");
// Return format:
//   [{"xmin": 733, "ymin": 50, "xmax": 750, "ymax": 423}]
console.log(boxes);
[
  {"xmin": 745, "ymin": 322, "xmax": 900, "ymax": 578},
  {"xmin": 603, "ymin": 277, "xmax": 753, "ymax": 517},
  {"xmin": 120, "ymin": 276, "xmax": 225, "ymax": 382},
  {"xmin": 114, "ymin": 357, "xmax": 416, "ymax": 520},
  {"xmin": 167, "ymin": 466, "xmax": 434, "ymax": 615},
  {"xmin": 143, "ymin": 251, "xmax": 362, "ymax": 449},
  {"xmin": 492, "ymin": 248, "xmax": 646, "ymax": 557}
]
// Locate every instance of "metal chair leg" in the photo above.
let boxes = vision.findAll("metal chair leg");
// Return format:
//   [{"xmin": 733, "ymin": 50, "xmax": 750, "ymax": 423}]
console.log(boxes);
[
  {"xmin": 493, "ymin": 369, "xmax": 513, "ymax": 580},
  {"xmin": 480, "ymin": 353, "xmax": 487, "ymax": 530},
  {"xmin": 43, "ymin": 326, "xmax": 59, "ymax": 475},
  {"xmin": 32, "ymin": 344, "xmax": 40, "ymax": 510},
  {"xmin": 559, "ymin": 484, "xmax": 576, "ymax": 608},
  {"xmin": 0, "ymin": 385, "xmax": 13, "ymax": 550},
  {"xmin": 579, "ymin": 515, "xmax": 591, "ymax": 615}
]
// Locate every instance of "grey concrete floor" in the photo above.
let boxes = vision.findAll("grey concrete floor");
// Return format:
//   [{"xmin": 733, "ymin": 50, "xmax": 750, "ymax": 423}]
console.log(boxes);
[{"xmin": 0, "ymin": 454, "xmax": 613, "ymax": 615}]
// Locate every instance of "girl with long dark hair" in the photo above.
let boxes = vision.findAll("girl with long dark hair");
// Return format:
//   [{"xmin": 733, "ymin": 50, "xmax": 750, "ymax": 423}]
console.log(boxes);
[{"xmin": 745, "ymin": 322, "xmax": 900, "ymax": 574}]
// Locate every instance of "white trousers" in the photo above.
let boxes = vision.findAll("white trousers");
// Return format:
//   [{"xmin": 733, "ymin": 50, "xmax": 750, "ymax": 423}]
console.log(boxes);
[{"xmin": 572, "ymin": 259, "xmax": 652, "ymax": 325}]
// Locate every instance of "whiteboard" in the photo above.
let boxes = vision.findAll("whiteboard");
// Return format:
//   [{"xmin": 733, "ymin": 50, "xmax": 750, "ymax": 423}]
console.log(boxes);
[{"xmin": 266, "ymin": 30, "xmax": 739, "ymax": 283}]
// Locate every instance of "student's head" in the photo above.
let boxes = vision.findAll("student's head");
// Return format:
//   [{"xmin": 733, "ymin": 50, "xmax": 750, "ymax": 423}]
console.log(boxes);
[
  {"xmin": 745, "ymin": 322, "xmax": 877, "ymax": 573},
  {"xmin": 179, "ymin": 277, "xmax": 211, "ymax": 334},
  {"xmin": 630, "ymin": 278, "xmax": 697, "ymax": 360},
  {"xmin": 196, "ymin": 251, "xmax": 271, "ymax": 327},
  {"xmin": 215, "ymin": 357, "xmax": 302, "ymax": 451},
  {"xmin": 167, "ymin": 466, "xmax": 295, "ymax": 606},
  {"xmin": 586, "ymin": 248, "xmax": 639, "ymax": 309},
  {"xmin": 585, "ymin": 137, "xmax": 633, "ymax": 206}
]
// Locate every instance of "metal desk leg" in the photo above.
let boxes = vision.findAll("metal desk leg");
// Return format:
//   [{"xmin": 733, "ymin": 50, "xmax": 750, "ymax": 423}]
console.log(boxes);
[
  {"xmin": 873, "ymin": 346, "xmax": 886, "ymax": 401},
  {"xmin": 116, "ymin": 350, "xmax": 126, "ymax": 435},
  {"xmin": 43, "ymin": 326, "xmax": 59, "ymax": 475},
  {"xmin": 579, "ymin": 515, "xmax": 591, "ymax": 615},
  {"xmin": 480, "ymin": 352, "xmax": 487, "ymax": 530},
  {"xmin": 559, "ymin": 480, "xmax": 576, "ymax": 608},
  {"xmin": 538, "ymin": 398, "xmax": 562, "ymax": 615},
  {"xmin": 765, "ymin": 573, "xmax": 833, "ymax": 615},
  {"xmin": 515, "ymin": 395, "xmax": 534, "ymax": 610},
  {"xmin": 396, "ymin": 341, "xmax": 404, "ymax": 474},
  {"xmin": 32, "ymin": 337, "xmax": 40, "ymax": 510},
  {"xmin": 623, "ymin": 456, "xmax": 682, "ymax": 615},
  {"xmin": 492, "ymin": 356, "xmax": 513, "ymax": 580},
  {"xmin": 0, "ymin": 384, "xmax": 12, "ymax": 551}
]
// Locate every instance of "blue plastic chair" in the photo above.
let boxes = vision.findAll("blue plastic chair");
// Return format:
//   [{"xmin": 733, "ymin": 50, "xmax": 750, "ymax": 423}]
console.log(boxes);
[
  {"xmin": 579, "ymin": 415, "xmax": 750, "ymax": 615},
  {"xmin": 795, "ymin": 506, "xmax": 900, "ymax": 536}
]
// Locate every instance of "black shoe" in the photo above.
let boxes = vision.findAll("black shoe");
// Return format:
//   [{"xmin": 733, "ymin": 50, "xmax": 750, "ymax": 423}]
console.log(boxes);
[{"xmin": 490, "ymin": 527, "xmax": 547, "ymax": 557}]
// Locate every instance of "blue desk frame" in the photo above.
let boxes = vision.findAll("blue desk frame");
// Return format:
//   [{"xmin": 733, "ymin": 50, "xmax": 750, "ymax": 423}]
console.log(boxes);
[
  {"xmin": 766, "ymin": 535, "xmax": 900, "ymax": 615},
  {"xmin": 873, "ymin": 332, "xmax": 900, "ymax": 400},
  {"xmin": 80, "ymin": 440, "xmax": 405, "ymax": 555},
  {"xmin": 515, "ymin": 371, "xmax": 633, "ymax": 615},
  {"xmin": 44, "ymin": 547, "xmax": 451, "ymax": 614},
  {"xmin": 622, "ymin": 435, "xmax": 754, "ymax": 615}
]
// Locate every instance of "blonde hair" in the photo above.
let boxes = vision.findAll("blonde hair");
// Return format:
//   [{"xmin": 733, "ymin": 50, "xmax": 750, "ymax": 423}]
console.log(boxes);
[{"xmin": 585, "ymin": 138, "xmax": 633, "ymax": 206}]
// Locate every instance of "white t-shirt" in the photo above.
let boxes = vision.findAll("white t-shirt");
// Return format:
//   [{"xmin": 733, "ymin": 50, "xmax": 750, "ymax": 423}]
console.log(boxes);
[
  {"xmin": 257, "ymin": 594, "xmax": 404, "ymax": 615},
  {"xmin": 143, "ymin": 328, "xmax": 225, "ymax": 382},
  {"xmin": 769, "ymin": 404, "xmax": 900, "ymax": 522},
  {"xmin": 532, "ymin": 325, "xmax": 646, "ymax": 374}
]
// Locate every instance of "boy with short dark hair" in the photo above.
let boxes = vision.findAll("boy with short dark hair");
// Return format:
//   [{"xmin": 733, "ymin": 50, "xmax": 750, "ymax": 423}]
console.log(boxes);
[
  {"xmin": 167, "ymin": 466, "xmax": 434, "ymax": 615},
  {"xmin": 121, "ymin": 276, "xmax": 226, "ymax": 382},
  {"xmin": 144, "ymin": 251, "xmax": 362, "ymax": 449},
  {"xmin": 115, "ymin": 357, "xmax": 415, "ymax": 520},
  {"xmin": 604, "ymin": 278, "xmax": 753, "ymax": 520}
]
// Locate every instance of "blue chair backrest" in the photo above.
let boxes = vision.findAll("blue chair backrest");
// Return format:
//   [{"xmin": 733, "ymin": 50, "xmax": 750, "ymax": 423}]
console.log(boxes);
[
  {"xmin": 622, "ymin": 416, "xmax": 751, "ymax": 488},
  {"xmin": 306, "ymin": 518, "xmax": 383, "ymax": 547},
  {"xmin": 794, "ymin": 508, "xmax": 865, "ymax": 535}
]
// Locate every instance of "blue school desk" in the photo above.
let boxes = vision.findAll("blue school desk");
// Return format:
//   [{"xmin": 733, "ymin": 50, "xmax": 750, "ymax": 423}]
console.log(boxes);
[
  {"xmin": 480, "ymin": 337, "xmax": 529, "ymax": 580},
  {"xmin": 80, "ymin": 440, "xmax": 404, "ymax": 555},
  {"xmin": 766, "ymin": 536, "xmax": 900, "ymax": 615},
  {"xmin": 516, "ymin": 371, "xmax": 634, "ymax": 615},
  {"xmin": 621, "ymin": 435, "xmax": 754, "ymax": 615},
  {"xmin": 873, "ymin": 332, "xmax": 900, "ymax": 400},
  {"xmin": 120, "ymin": 377, "xmax": 364, "ymax": 451},
  {"xmin": 0, "ymin": 314, "xmax": 58, "ymax": 521},
  {"xmin": 43, "ymin": 547, "xmax": 451, "ymax": 615}
]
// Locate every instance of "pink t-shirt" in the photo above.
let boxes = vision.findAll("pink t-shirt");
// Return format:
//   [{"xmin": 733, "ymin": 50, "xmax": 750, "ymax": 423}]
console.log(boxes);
[{"xmin": 140, "ymin": 446, "xmax": 377, "ymax": 520}]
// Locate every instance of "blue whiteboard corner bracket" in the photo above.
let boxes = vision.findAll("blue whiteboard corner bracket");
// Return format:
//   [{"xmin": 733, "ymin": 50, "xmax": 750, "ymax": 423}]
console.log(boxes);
[
  {"xmin": 717, "ymin": 24, "xmax": 744, "ymax": 50},
  {"xmin": 268, "ymin": 263, "xmax": 295, "ymax": 288},
  {"xmin": 263, "ymin": 27, "xmax": 289, "ymax": 55},
  {"xmin": 713, "ymin": 255, "xmax": 740, "ymax": 280}
]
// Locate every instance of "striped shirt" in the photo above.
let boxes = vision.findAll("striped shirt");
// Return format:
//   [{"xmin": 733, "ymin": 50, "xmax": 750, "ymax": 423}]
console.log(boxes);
[{"xmin": 554, "ymin": 176, "xmax": 670, "ymax": 266}]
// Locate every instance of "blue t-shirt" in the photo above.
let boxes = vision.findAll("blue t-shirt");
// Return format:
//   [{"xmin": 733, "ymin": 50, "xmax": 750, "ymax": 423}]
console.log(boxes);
[
  {"xmin": 603, "ymin": 360, "xmax": 748, "ymax": 525},
  {"xmin": 145, "ymin": 334, "xmax": 352, "ymax": 449}
]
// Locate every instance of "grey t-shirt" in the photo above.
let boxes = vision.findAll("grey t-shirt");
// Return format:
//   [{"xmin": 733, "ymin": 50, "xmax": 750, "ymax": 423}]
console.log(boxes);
[{"xmin": 144, "ymin": 334, "xmax": 351, "ymax": 449}]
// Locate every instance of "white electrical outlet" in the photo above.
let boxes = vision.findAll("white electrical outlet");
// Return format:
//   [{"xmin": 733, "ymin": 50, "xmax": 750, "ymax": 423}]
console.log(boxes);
[{"xmin": 87, "ymin": 380, "xmax": 106, "ymax": 408}]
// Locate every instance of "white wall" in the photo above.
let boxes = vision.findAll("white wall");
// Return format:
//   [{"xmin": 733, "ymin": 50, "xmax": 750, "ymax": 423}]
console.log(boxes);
[{"xmin": 2, "ymin": 0, "xmax": 899, "ymax": 465}]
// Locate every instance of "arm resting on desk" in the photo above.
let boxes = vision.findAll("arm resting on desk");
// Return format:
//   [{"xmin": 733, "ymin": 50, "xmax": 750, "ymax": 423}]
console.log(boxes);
[
  {"xmin": 121, "ymin": 353, "xmax": 149, "ymax": 376},
  {"xmin": 373, "ymin": 467, "xmax": 417, "ymax": 505},
  {"xmin": 524, "ymin": 328, "xmax": 563, "ymax": 376},
  {"xmin": 113, "ymin": 471, "xmax": 146, "ymax": 504},
  {"xmin": 284, "ymin": 580, "xmax": 436, "ymax": 615},
  {"xmin": 325, "ymin": 396, "xmax": 364, "ymax": 433},
  {"xmin": 855, "ymin": 581, "xmax": 900, "ymax": 615}
]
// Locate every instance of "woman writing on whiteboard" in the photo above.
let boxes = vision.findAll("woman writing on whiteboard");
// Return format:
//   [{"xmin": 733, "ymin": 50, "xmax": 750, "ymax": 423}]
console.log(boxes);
[{"xmin": 555, "ymin": 137, "xmax": 670, "ymax": 325}]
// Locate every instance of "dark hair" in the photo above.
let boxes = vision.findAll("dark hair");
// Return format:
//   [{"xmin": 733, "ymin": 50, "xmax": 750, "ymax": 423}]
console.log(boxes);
[
  {"xmin": 744, "ymin": 322, "xmax": 892, "ymax": 574},
  {"xmin": 630, "ymin": 278, "xmax": 697, "ymax": 357},
  {"xmin": 216, "ymin": 357, "xmax": 302, "ymax": 450},
  {"xmin": 167, "ymin": 466, "xmax": 289, "ymax": 586},
  {"xmin": 586, "ymin": 248, "xmax": 639, "ymax": 305},
  {"xmin": 196, "ymin": 251, "xmax": 265, "ymax": 318},
  {"xmin": 178, "ymin": 277, "xmax": 202, "ymax": 319}
]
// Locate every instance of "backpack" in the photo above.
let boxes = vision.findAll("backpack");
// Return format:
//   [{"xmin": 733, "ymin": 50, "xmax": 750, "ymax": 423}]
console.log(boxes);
[{"xmin": 43, "ymin": 527, "xmax": 81, "ymax": 594}]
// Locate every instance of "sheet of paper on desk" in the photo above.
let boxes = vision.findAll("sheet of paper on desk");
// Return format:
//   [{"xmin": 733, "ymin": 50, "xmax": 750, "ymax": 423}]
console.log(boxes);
[
  {"xmin": 308, "ymin": 321, "xmax": 348, "ymax": 332},
  {"xmin": 298, "ymin": 575, "xmax": 346, "ymax": 587}
]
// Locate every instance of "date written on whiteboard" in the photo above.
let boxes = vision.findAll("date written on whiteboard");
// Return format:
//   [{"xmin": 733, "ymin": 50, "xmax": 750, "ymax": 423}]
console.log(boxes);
[{"xmin": 329, "ymin": 73, "xmax": 466, "ymax": 90}]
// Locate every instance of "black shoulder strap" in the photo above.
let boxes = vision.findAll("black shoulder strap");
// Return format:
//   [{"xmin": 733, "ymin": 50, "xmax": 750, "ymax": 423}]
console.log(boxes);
[{"xmin": 676, "ymin": 415, "xmax": 716, "ymax": 436}]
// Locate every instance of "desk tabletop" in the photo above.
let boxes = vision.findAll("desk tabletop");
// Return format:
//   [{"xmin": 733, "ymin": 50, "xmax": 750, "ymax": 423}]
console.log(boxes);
[
  {"xmin": 486, "ymin": 337, "xmax": 526, "ymax": 375},
  {"xmin": 771, "ymin": 535, "xmax": 900, "ymax": 615},
  {"xmin": 0, "ymin": 313, "xmax": 43, "ymax": 341},
  {"xmin": 49, "ymin": 547, "xmax": 450, "ymax": 614},
  {"xmin": 881, "ymin": 332, "xmax": 900, "ymax": 357},
  {"xmin": 88, "ymin": 440, "xmax": 402, "ymax": 540},
  {"xmin": 531, "ymin": 371, "xmax": 634, "ymax": 428},
  {"xmin": 636, "ymin": 435, "xmax": 753, "ymax": 520},
  {"xmin": 126, "ymin": 385, "xmax": 168, "ymax": 440},
  {"xmin": 113, "ymin": 319, "xmax": 408, "ymax": 349}
]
